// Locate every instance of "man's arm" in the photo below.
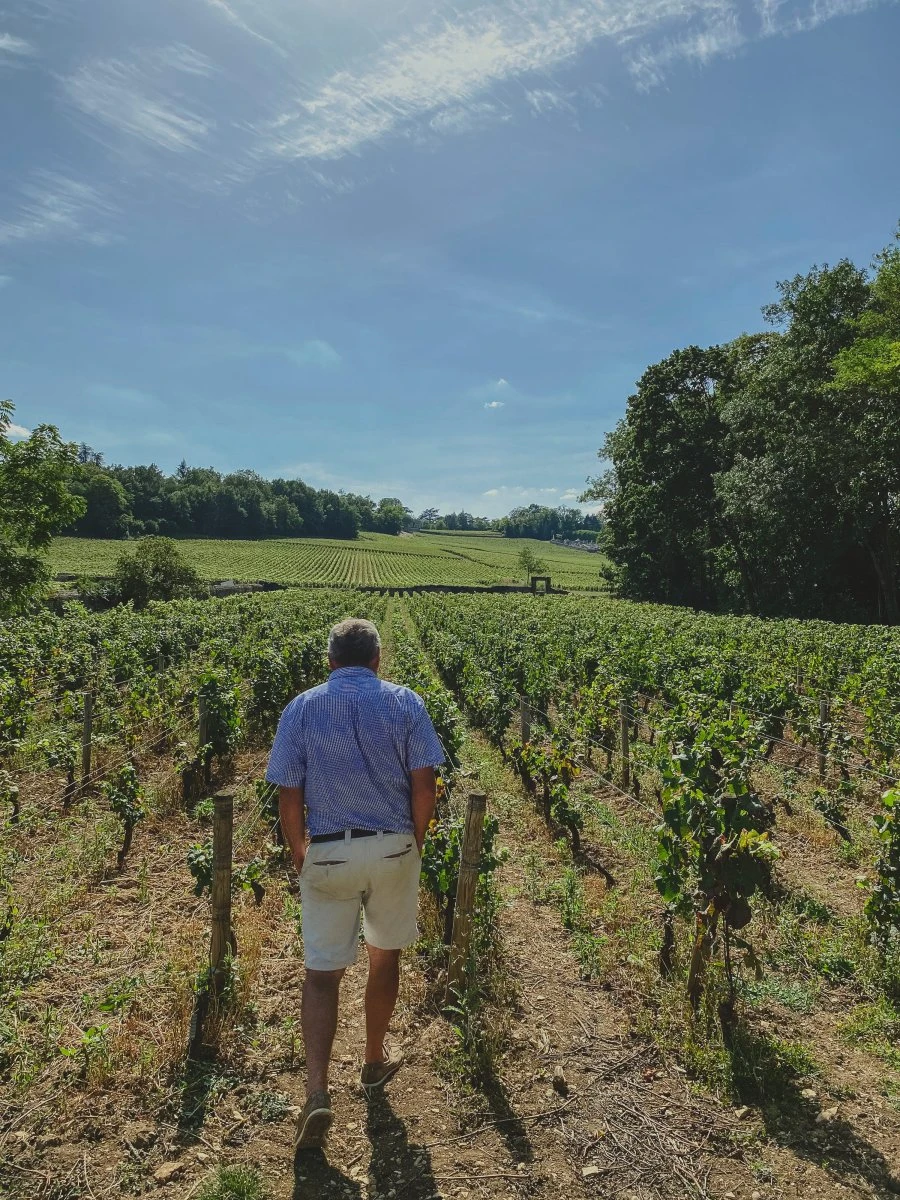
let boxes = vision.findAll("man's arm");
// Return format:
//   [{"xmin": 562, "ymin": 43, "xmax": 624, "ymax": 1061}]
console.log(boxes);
[
  {"xmin": 279, "ymin": 786, "xmax": 306, "ymax": 872},
  {"xmin": 410, "ymin": 767, "xmax": 437, "ymax": 852}
]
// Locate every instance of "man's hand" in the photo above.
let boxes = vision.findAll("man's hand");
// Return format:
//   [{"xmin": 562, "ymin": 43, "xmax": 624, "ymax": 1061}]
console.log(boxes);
[
  {"xmin": 279, "ymin": 786, "xmax": 307, "ymax": 874},
  {"xmin": 410, "ymin": 767, "xmax": 437, "ymax": 852}
]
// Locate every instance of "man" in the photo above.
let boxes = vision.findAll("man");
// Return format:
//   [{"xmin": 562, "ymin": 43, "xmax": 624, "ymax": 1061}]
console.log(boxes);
[{"xmin": 266, "ymin": 617, "xmax": 443, "ymax": 1152}]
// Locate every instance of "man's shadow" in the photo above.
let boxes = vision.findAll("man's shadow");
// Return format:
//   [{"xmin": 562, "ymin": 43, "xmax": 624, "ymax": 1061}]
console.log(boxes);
[
  {"xmin": 293, "ymin": 1149, "xmax": 363, "ymax": 1200},
  {"xmin": 366, "ymin": 1090, "xmax": 440, "ymax": 1200}
]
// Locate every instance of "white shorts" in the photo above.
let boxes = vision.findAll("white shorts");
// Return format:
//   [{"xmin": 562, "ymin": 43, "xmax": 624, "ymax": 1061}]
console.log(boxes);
[{"xmin": 299, "ymin": 831, "xmax": 421, "ymax": 971}]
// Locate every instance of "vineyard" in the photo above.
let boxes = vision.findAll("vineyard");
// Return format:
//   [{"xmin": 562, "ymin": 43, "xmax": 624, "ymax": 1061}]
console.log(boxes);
[
  {"xmin": 1, "ymin": 588, "xmax": 899, "ymax": 1199},
  {"xmin": 48, "ymin": 532, "xmax": 610, "ymax": 591}
]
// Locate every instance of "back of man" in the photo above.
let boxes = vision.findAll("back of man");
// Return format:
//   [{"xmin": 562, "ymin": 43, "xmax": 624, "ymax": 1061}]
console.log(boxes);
[{"xmin": 266, "ymin": 617, "xmax": 443, "ymax": 1154}]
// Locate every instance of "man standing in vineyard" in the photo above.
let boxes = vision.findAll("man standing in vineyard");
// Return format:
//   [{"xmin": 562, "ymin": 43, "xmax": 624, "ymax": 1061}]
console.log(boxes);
[{"xmin": 266, "ymin": 617, "xmax": 443, "ymax": 1152}]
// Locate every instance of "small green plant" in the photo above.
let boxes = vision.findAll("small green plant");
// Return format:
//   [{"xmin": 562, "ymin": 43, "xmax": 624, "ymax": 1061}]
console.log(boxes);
[
  {"xmin": 866, "ymin": 788, "xmax": 900, "ymax": 961},
  {"xmin": 0, "ymin": 770, "xmax": 19, "ymax": 824},
  {"xmin": 60, "ymin": 1023, "xmax": 111, "ymax": 1081},
  {"xmin": 101, "ymin": 762, "xmax": 145, "ymax": 870},
  {"xmin": 421, "ymin": 813, "xmax": 505, "ymax": 944},
  {"xmin": 40, "ymin": 732, "xmax": 78, "ymax": 807},
  {"xmin": 195, "ymin": 1165, "xmax": 271, "ymax": 1200},
  {"xmin": 654, "ymin": 713, "xmax": 779, "ymax": 1011},
  {"xmin": 187, "ymin": 841, "xmax": 268, "ymax": 903},
  {"xmin": 198, "ymin": 671, "xmax": 242, "ymax": 773}
]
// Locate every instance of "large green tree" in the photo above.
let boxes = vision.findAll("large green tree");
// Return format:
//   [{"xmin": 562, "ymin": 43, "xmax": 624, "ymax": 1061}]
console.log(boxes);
[
  {"xmin": 584, "ymin": 230, "xmax": 900, "ymax": 622},
  {"xmin": 0, "ymin": 401, "xmax": 85, "ymax": 615}
]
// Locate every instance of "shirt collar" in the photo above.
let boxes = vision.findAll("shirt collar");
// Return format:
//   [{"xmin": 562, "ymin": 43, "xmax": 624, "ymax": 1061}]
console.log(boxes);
[{"xmin": 330, "ymin": 666, "xmax": 377, "ymax": 680}]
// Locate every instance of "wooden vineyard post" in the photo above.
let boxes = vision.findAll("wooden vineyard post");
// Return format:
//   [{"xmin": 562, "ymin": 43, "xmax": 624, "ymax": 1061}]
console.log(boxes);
[
  {"xmin": 519, "ymin": 695, "xmax": 531, "ymax": 744},
  {"xmin": 198, "ymin": 693, "xmax": 210, "ymax": 784},
  {"xmin": 80, "ymin": 691, "xmax": 94, "ymax": 792},
  {"xmin": 209, "ymin": 791, "xmax": 234, "ymax": 995},
  {"xmin": 445, "ymin": 792, "xmax": 486, "ymax": 1005},
  {"xmin": 619, "ymin": 697, "xmax": 630, "ymax": 791},
  {"xmin": 818, "ymin": 698, "xmax": 830, "ymax": 779}
]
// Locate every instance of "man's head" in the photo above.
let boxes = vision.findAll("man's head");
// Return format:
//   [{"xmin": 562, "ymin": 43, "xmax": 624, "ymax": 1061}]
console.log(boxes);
[{"xmin": 328, "ymin": 618, "xmax": 381, "ymax": 671}]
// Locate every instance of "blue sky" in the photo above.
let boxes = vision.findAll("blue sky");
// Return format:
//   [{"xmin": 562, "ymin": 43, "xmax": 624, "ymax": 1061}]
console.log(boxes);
[{"xmin": 1, "ymin": 0, "xmax": 898, "ymax": 519}]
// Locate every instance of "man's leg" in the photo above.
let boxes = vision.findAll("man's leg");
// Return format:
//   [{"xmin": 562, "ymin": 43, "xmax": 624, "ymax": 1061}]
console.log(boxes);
[
  {"xmin": 302, "ymin": 967, "xmax": 345, "ymax": 1096},
  {"xmin": 364, "ymin": 943, "xmax": 401, "ymax": 1064}
]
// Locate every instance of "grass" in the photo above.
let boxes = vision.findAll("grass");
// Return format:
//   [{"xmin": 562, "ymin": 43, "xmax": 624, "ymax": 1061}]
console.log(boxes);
[
  {"xmin": 195, "ymin": 1166, "xmax": 270, "ymax": 1200},
  {"xmin": 839, "ymin": 999, "xmax": 900, "ymax": 1068},
  {"xmin": 48, "ymin": 531, "xmax": 611, "ymax": 590}
]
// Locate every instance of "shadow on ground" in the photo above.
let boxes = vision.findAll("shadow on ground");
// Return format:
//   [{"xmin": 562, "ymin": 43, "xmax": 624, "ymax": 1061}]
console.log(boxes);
[
  {"xmin": 730, "ymin": 1024, "xmax": 900, "ymax": 1198},
  {"xmin": 293, "ymin": 1148, "xmax": 364, "ymax": 1200},
  {"xmin": 366, "ymin": 1090, "xmax": 439, "ymax": 1199}
]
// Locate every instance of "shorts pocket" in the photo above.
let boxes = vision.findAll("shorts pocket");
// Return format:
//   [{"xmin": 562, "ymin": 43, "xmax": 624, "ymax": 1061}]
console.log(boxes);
[{"xmin": 382, "ymin": 841, "xmax": 415, "ymax": 860}]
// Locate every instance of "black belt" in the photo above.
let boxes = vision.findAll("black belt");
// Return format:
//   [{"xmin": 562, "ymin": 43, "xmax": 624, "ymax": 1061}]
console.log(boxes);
[{"xmin": 309, "ymin": 829, "xmax": 393, "ymax": 844}]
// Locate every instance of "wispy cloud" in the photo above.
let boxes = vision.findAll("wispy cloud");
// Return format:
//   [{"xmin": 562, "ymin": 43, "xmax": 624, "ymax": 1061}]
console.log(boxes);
[
  {"xmin": 627, "ymin": 7, "xmax": 746, "ymax": 91},
  {"xmin": 0, "ymin": 32, "xmax": 34, "ymax": 62},
  {"xmin": 260, "ymin": 0, "xmax": 707, "ymax": 161},
  {"xmin": 63, "ymin": 45, "xmax": 215, "ymax": 153},
  {"xmin": 87, "ymin": 384, "xmax": 155, "ymax": 406},
  {"xmin": 7, "ymin": 422, "xmax": 31, "ymax": 439},
  {"xmin": 474, "ymin": 377, "xmax": 513, "ymax": 403},
  {"xmin": 282, "ymin": 339, "xmax": 341, "ymax": 369},
  {"xmin": 201, "ymin": 0, "xmax": 284, "ymax": 55},
  {"xmin": 0, "ymin": 171, "xmax": 117, "ymax": 246},
  {"xmin": 482, "ymin": 484, "xmax": 560, "ymax": 498}
]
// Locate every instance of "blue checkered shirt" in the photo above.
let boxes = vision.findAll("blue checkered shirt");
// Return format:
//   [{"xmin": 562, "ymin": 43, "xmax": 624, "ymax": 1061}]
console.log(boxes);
[{"xmin": 265, "ymin": 667, "xmax": 445, "ymax": 837}]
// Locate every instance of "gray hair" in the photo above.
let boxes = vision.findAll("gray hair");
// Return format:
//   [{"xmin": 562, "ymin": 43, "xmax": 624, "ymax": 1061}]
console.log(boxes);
[{"xmin": 328, "ymin": 618, "xmax": 381, "ymax": 667}]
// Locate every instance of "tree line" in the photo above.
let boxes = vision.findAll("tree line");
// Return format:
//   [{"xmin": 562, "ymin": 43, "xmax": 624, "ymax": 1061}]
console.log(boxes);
[
  {"xmin": 584, "ymin": 226, "xmax": 900, "ymax": 623},
  {"xmin": 66, "ymin": 457, "xmax": 602, "ymax": 544},
  {"xmin": 65, "ymin": 456, "xmax": 417, "ymax": 540}
]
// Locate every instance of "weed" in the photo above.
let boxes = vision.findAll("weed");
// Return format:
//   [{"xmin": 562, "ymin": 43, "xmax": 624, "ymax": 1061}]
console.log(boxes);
[
  {"xmin": 245, "ymin": 1089, "xmax": 291, "ymax": 1121},
  {"xmin": 839, "ymin": 999, "xmax": 900, "ymax": 1068},
  {"xmin": 196, "ymin": 1165, "xmax": 270, "ymax": 1200},
  {"xmin": 739, "ymin": 976, "xmax": 819, "ymax": 1013}
]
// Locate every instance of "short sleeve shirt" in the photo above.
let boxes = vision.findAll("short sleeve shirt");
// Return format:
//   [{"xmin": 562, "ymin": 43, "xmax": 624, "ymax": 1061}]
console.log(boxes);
[{"xmin": 265, "ymin": 667, "xmax": 445, "ymax": 836}]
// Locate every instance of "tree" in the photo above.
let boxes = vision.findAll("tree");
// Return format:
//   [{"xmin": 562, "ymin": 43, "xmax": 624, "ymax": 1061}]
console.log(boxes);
[
  {"xmin": 375, "ymin": 497, "xmax": 409, "ymax": 535},
  {"xmin": 67, "ymin": 464, "xmax": 131, "ymax": 537},
  {"xmin": 517, "ymin": 545, "xmax": 547, "ymax": 582},
  {"xmin": 583, "ymin": 230, "xmax": 900, "ymax": 623},
  {"xmin": 112, "ymin": 537, "xmax": 205, "ymax": 607},
  {"xmin": 0, "ymin": 401, "xmax": 85, "ymax": 615},
  {"xmin": 418, "ymin": 507, "xmax": 440, "ymax": 527}
]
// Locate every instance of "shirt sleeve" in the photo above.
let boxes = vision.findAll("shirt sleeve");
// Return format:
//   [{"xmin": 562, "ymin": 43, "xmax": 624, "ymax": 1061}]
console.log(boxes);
[
  {"xmin": 406, "ymin": 696, "xmax": 446, "ymax": 771},
  {"xmin": 266, "ymin": 700, "xmax": 307, "ymax": 788}
]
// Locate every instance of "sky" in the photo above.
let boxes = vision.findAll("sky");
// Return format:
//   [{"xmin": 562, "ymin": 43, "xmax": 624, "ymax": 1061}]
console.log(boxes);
[{"xmin": 1, "ymin": 0, "xmax": 899, "ymax": 519}]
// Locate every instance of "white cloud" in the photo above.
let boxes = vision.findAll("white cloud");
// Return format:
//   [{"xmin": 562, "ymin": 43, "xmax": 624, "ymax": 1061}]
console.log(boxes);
[
  {"xmin": 260, "ymin": 0, "xmax": 716, "ymax": 162},
  {"xmin": 484, "ymin": 399, "xmax": 505, "ymax": 409},
  {"xmin": 63, "ymin": 46, "xmax": 215, "ymax": 154},
  {"xmin": 0, "ymin": 33, "xmax": 34, "ymax": 61},
  {"xmin": 7, "ymin": 422, "xmax": 31, "ymax": 439},
  {"xmin": 481, "ymin": 484, "xmax": 560, "ymax": 498},
  {"xmin": 627, "ymin": 6, "xmax": 746, "ymax": 91},
  {"xmin": 283, "ymin": 340, "xmax": 342, "ymax": 369},
  {"xmin": 201, "ymin": 0, "xmax": 284, "ymax": 54},
  {"xmin": 0, "ymin": 172, "xmax": 117, "ymax": 246},
  {"xmin": 87, "ymin": 384, "xmax": 155, "ymax": 406}
]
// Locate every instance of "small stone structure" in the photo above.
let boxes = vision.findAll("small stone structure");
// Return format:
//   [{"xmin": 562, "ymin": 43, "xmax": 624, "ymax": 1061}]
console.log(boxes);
[{"xmin": 530, "ymin": 575, "xmax": 552, "ymax": 594}]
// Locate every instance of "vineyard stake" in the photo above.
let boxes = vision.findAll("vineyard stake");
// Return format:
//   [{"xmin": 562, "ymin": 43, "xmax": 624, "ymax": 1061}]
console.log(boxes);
[
  {"xmin": 818, "ymin": 698, "xmax": 829, "ymax": 779},
  {"xmin": 445, "ymin": 792, "xmax": 486, "ymax": 1005},
  {"xmin": 519, "ymin": 695, "xmax": 531, "ymax": 744},
  {"xmin": 209, "ymin": 791, "xmax": 234, "ymax": 995},
  {"xmin": 80, "ymin": 691, "xmax": 94, "ymax": 791},
  {"xmin": 619, "ymin": 698, "xmax": 630, "ymax": 790}
]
